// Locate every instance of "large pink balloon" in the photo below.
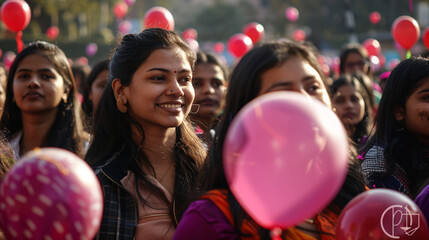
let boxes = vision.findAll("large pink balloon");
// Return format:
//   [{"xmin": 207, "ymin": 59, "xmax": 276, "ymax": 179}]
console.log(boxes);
[
  {"xmin": 224, "ymin": 92, "xmax": 349, "ymax": 229},
  {"xmin": 227, "ymin": 33, "xmax": 253, "ymax": 58},
  {"xmin": 143, "ymin": 6, "xmax": 175, "ymax": 31},
  {"xmin": 337, "ymin": 189, "xmax": 429, "ymax": 240},
  {"xmin": 242, "ymin": 22, "xmax": 265, "ymax": 44},
  {"xmin": 285, "ymin": 7, "xmax": 299, "ymax": 22},
  {"xmin": 0, "ymin": 148, "xmax": 103, "ymax": 240}
]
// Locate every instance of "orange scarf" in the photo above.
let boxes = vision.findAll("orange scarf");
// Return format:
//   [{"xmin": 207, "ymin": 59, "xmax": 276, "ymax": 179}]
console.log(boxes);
[{"xmin": 202, "ymin": 189, "xmax": 337, "ymax": 240}]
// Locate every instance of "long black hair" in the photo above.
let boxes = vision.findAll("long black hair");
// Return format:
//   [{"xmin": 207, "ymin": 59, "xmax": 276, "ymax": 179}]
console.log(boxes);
[
  {"xmin": 331, "ymin": 73, "xmax": 373, "ymax": 149},
  {"xmin": 85, "ymin": 28, "xmax": 207, "ymax": 223},
  {"xmin": 362, "ymin": 56, "xmax": 429, "ymax": 197},
  {"xmin": 202, "ymin": 40, "xmax": 365, "ymax": 238},
  {"xmin": 0, "ymin": 41, "xmax": 85, "ymax": 157}
]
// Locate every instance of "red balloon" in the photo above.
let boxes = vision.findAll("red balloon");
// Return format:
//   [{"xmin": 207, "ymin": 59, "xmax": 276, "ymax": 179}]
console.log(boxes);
[
  {"xmin": 362, "ymin": 38, "xmax": 381, "ymax": 56},
  {"xmin": 182, "ymin": 28, "xmax": 197, "ymax": 40},
  {"xmin": 337, "ymin": 189, "xmax": 429, "ymax": 240},
  {"xmin": 143, "ymin": 6, "xmax": 175, "ymax": 31},
  {"xmin": 46, "ymin": 26, "xmax": 59, "ymax": 40},
  {"xmin": 369, "ymin": 11, "xmax": 381, "ymax": 25},
  {"xmin": 0, "ymin": 0, "xmax": 31, "ymax": 32},
  {"xmin": 423, "ymin": 27, "xmax": 429, "ymax": 50},
  {"xmin": 392, "ymin": 15, "xmax": 420, "ymax": 50},
  {"xmin": 113, "ymin": 2, "xmax": 128, "ymax": 19},
  {"xmin": 292, "ymin": 29, "xmax": 306, "ymax": 42},
  {"xmin": 227, "ymin": 33, "xmax": 253, "ymax": 58},
  {"xmin": 243, "ymin": 22, "xmax": 265, "ymax": 44},
  {"xmin": 213, "ymin": 42, "xmax": 225, "ymax": 53}
]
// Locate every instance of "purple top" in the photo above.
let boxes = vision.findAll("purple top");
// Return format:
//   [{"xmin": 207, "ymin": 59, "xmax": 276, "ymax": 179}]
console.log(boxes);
[
  {"xmin": 415, "ymin": 184, "xmax": 429, "ymax": 224},
  {"xmin": 173, "ymin": 199, "xmax": 240, "ymax": 240}
]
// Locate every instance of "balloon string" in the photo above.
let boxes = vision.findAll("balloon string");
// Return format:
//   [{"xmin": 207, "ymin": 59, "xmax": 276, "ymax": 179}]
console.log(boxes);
[
  {"xmin": 406, "ymin": 50, "xmax": 411, "ymax": 59},
  {"xmin": 16, "ymin": 31, "xmax": 24, "ymax": 53},
  {"xmin": 409, "ymin": 0, "xmax": 413, "ymax": 12}
]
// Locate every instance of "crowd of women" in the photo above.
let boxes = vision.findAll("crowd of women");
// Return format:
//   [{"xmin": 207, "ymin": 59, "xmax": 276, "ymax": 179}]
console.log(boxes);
[{"xmin": 1, "ymin": 27, "xmax": 429, "ymax": 239}]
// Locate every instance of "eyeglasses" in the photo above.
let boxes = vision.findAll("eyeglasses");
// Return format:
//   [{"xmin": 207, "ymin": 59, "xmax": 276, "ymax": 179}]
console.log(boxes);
[{"xmin": 345, "ymin": 60, "xmax": 368, "ymax": 69}]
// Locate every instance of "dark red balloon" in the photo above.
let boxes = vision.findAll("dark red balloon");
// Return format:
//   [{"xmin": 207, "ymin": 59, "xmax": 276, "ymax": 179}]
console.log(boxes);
[
  {"xmin": 392, "ymin": 15, "xmax": 420, "ymax": 50},
  {"xmin": 292, "ymin": 29, "xmax": 306, "ymax": 42},
  {"xmin": 362, "ymin": 38, "xmax": 381, "ymax": 56},
  {"xmin": 423, "ymin": 27, "xmax": 429, "ymax": 50},
  {"xmin": 337, "ymin": 189, "xmax": 429, "ymax": 240},
  {"xmin": 213, "ymin": 42, "xmax": 225, "ymax": 53},
  {"xmin": 143, "ymin": 6, "xmax": 174, "ymax": 31},
  {"xmin": 243, "ymin": 22, "xmax": 264, "ymax": 44},
  {"xmin": 182, "ymin": 28, "xmax": 197, "ymax": 40},
  {"xmin": 227, "ymin": 34, "xmax": 253, "ymax": 58},
  {"xmin": 46, "ymin": 26, "xmax": 59, "ymax": 40},
  {"xmin": 113, "ymin": 2, "xmax": 128, "ymax": 19},
  {"xmin": 369, "ymin": 11, "xmax": 381, "ymax": 25},
  {"xmin": 0, "ymin": 0, "xmax": 31, "ymax": 32}
]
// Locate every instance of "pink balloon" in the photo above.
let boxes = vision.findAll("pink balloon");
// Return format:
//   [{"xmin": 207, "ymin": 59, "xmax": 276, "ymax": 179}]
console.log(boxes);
[
  {"xmin": 285, "ymin": 7, "xmax": 299, "ymax": 22},
  {"xmin": 0, "ymin": 148, "xmax": 103, "ymax": 240},
  {"xmin": 46, "ymin": 26, "xmax": 59, "ymax": 40},
  {"xmin": 124, "ymin": 0, "xmax": 135, "ymax": 6},
  {"xmin": 75, "ymin": 56, "xmax": 88, "ymax": 66},
  {"xmin": 113, "ymin": 2, "xmax": 128, "ymax": 19},
  {"xmin": 392, "ymin": 15, "xmax": 420, "ymax": 50},
  {"xmin": 2, "ymin": 51, "xmax": 16, "ymax": 71},
  {"xmin": 213, "ymin": 42, "xmax": 225, "ymax": 53},
  {"xmin": 362, "ymin": 38, "xmax": 381, "ymax": 56},
  {"xmin": 224, "ymin": 92, "xmax": 349, "ymax": 229},
  {"xmin": 243, "ymin": 22, "xmax": 265, "ymax": 44},
  {"xmin": 292, "ymin": 29, "xmax": 306, "ymax": 41},
  {"xmin": 369, "ymin": 11, "xmax": 381, "ymax": 25},
  {"xmin": 182, "ymin": 28, "xmax": 197, "ymax": 40},
  {"xmin": 143, "ymin": 6, "xmax": 175, "ymax": 31},
  {"xmin": 118, "ymin": 20, "xmax": 132, "ymax": 34},
  {"xmin": 186, "ymin": 38, "xmax": 199, "ymax": 53},
  {"xmin": 227, "ymin": 33, "xmax": 253, "ymax": 58},
  {"xmin": 86, "ymin": 43, "xmax": 98, "ymax": 57}
]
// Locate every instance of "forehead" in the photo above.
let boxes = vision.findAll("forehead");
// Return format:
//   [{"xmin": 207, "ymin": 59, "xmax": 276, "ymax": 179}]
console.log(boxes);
[
  {"xmin": 262, "ymin": 56, "xmax": 320, "ymax": 79},
  {"xmin": 142, "ymin": 48, "xmax": 191, "ymax": 68},
  {"xmin": 345, "ymin": 52, "xmax": 364, "ymax": 62},
  {"xmin": 194, "ymin": 63, "xmax": 224, "ymax": 76}
]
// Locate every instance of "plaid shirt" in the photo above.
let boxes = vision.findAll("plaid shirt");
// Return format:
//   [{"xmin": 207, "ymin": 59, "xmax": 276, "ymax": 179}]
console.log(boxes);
[
  {"xmin": 93, "ymin": 150, "xmax": 138, "ymax": 240},
  {"xmin": 361, "ymin": 145, "xmax": 411, "ymax": 197}
]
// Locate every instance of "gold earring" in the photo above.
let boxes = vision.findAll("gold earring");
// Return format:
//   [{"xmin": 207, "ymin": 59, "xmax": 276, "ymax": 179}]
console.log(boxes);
[{"xmin": 116, "ymin": 98, "xmax": 127, "ymax": 113}]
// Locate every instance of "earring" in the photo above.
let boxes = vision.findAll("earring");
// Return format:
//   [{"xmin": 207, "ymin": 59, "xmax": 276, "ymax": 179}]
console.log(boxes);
[
  {"xmin": 116, "ymin": 98, "xmax": 127, "ymax": 113},
  {"xmin": 190, "ymin": 104, "xmax": 200, "ymax": 114}
]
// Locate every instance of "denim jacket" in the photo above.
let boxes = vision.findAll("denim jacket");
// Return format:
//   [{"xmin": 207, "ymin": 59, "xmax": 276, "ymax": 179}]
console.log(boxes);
[{"xmin": 93, "ymin": 149, "xmax": 138, "ymax": 240}]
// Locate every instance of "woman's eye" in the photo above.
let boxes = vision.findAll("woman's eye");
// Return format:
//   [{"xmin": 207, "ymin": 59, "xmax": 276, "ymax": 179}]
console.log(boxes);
[
  {"xmin": 151, "ymin": 75, "xmax": 165, "ymax": 81},
  {"xmin": 180, "ymin": 77, "xmax": 191, "ymax": 83},
  {"xmin": 192, "ymin": 81, "xmax": 202, "ymax": 88},
  {"xmin": 212, "ymin": 80, "xmax": 223, "ymax": 88},
  {"xmin": 17, "ymin": 74, "xmax": 30, "ymax": 80},
  {"xmin": 41, "ymin": 74, "xmax": 53, "ymax": 80},
  {"xmin": 306, "ymin": 85, "xmax": 319, "ymax": 93}
]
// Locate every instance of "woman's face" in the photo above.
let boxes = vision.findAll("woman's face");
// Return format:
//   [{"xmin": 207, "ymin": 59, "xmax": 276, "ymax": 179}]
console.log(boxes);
[
  {"xmin": 0, "ymin": 67, "xmax": 7, "ymax": 118},
  {"xmin": 332, "ymin": 85, "xmax": 365, "ymax": 127},
  {"xmin": 122, "ymin": 47, "xmax": 194, "ymax": 130},
  {"xmin": 343, "ymin": 52, "xmax": 369, "ymax": 74},
  {"xmin": 192, "ymin": 63, "xmax": 226, "ymax": 119},
  {"xmin": 258, "ymin": 56, "xmax": 331, "ymax": 108},
  {"xmin": 396, "ymin": 77, "xmax": 429, "ymax": 144},
  {"xmin": 90, "ymin": 69, "xmax": 108, "ymax": 114},
  {"xmin": 13, "ymin": 54, "xmax": 67, "ymax": 114}
]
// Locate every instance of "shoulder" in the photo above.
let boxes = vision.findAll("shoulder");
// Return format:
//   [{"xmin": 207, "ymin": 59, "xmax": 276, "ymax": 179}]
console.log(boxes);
[
  {"xmin": 361, "ymin": 145, "xmax": 387, "ymax": 174},
  {"xmin": 174, "ymin": 199, "xmax": 239, "ymax": 240}
]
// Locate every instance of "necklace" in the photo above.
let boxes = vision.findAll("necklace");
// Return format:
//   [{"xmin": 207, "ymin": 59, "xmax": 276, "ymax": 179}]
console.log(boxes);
[{"xmin": 157, "ymin": 163, "xmax": 174, "ymax": 183}]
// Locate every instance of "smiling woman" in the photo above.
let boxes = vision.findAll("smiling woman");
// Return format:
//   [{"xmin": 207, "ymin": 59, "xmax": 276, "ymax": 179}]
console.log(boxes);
[
  {"xmin": 85, "ymin": 28, "xmax": 207, "ymax": 240},
  {"xmin": 0, "ymin": 41, "xmax": 87, "ymax": 159}
]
